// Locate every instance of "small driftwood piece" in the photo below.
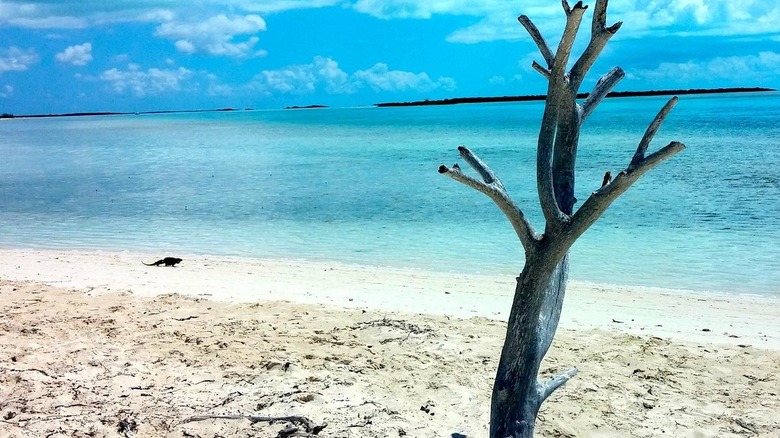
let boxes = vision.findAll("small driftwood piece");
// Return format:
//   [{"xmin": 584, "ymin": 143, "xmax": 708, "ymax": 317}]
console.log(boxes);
[{"xmin": 182, "ymin": 414, "xmax": 326, "ymax": 436}]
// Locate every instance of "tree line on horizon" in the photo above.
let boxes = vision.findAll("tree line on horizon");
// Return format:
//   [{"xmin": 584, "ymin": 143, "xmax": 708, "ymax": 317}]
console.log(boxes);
[{"xmin": 375, "ymin": 86, "xmax": 775, "ymax": 107}]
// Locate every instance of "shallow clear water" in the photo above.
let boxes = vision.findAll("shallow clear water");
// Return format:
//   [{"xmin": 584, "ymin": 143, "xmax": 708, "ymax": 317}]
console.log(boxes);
[{"xmin": 1, "ymin": 93, "xmax": 779, "ymax": 295}]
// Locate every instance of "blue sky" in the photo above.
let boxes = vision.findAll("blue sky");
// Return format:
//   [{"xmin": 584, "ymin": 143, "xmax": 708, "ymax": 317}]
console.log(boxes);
[{"xmin": 1, "ymin": 0, "xmax": 779, "ymax": 114}]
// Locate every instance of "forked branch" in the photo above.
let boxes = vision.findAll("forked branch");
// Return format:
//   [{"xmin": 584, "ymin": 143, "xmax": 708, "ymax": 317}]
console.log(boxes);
[
  {"xmin": 553, "ymin": 1, "xmax": 588, "ymax": 79},
  {"xmin": 631, "ymin": 96, "xmax": 679, "ymax": 168},
  {"xmin": 518, "ymin": 15, "xmax": 554, "ymax": 69},
  {"xmin": 439, "ymin": 146, "xmax": 539, "ymax": 252},
  {"xmin": 581, "ymin": 66, "xmax": 625, "ymax": 122},
  {"xmin": 183, "ymin": 414, "xmax": 326, "ymax": 436},
  {"xmin": 591, "ymin": 0, "xmax": 609, "ymax": 34},
  {"xmin": 569, "ymin": 0, "xmax": 622, "ymax": 89},
  {"xmin": 531, "ymin": 61, "xmax": 551, "ymax": 80},
  {"xmin": 565, "ymin": 141, "xmax": 684, "ymax": 247},
  {"xmin": 560, "ymin": 92, "xmax": 683, "ymax": 247},
  {"xmin": 537, "ymin": 96, "xmax": 567, "ymax": 227},
  {"xmin": 458, "ymin": 145, "xmax": 500, "ymax": 186}
]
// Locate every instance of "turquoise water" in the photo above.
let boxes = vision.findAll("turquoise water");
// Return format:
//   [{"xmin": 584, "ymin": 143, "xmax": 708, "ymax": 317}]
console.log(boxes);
[{"xmin": 1, "ymin": 93, "xmax": 779, "ymax": 296}]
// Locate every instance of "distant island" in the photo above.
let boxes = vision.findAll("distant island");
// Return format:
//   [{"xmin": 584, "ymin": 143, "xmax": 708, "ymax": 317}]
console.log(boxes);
[
  {"xmin": 375, "ymin": 87, "xmax": 776, "ymax": 107},
  {"xmin": 2, "ymin": 87, "xmax": 774, "ymax": 119},
  {"xmin": 284, "ymin": 105, "xmax": 328, "ymax": 110},
  {"xmin": 2, "ymin": 107, "xmax": 242, "ymax": 120}
]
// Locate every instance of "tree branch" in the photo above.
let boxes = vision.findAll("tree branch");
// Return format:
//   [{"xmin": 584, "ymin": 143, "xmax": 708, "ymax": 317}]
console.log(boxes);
[
  {"xmin": 565, "ymin": 141, "xmax": 685, "ymax": 246},
  {"xmin": 532, "ymin": 61, "xmax": 551, "ymax": 80},
  {"xmin": 530, "ymin": 2, "xmax": 588, "ymax": 228},
  {"xmin": 538, "ymin": 367, "xmax": 579, "ymax": 402},
  {"xmin": 569, "ymin": 0, "xmax": 622, "ymax": 89},
  {"xmin": 630, "ymin": 96, "xmax": 678, "ymax": 168},
  {"xmin": 580, "ymin": 66, "xmax": 625, "ymax": 122},
  {"xmin": 457, "ymin": 145, "xmax": 499, "ymax": 186},
  {"xmin": 518, "ymin": 15, "xmax": 554, "ymax": 69},
  {"xmin": 439, "ymin": 148, "xmax": 539, "ymax": 252},
  {"xmin": 551, "ymin": 98, "xmax": 581, "ymax": 215},
  {"xmin": 537, "ymin": 91, "xmax": 568, "ymax": 226},
  {"xmin": 543, "ymin": 2, "xmax": 592, "ymax": 219},
  {"xmin": 552, "ymin": 1, "xmax": 588, "ymax": 79},
  {"xmin": 591, "ymin": 0, "xmax": 609, "ymax": 34}
]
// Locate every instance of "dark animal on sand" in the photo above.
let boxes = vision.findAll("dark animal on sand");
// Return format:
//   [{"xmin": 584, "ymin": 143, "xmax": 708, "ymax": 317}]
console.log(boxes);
[{"xmin": 143, "ymin": 257, "xmax": 183, "ymax": 267}]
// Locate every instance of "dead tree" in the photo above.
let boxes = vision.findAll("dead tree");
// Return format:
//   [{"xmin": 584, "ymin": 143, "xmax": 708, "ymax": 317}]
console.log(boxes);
[{"xmin": 438, "ymin": 1, "xmax": 684, "ymax": 436}]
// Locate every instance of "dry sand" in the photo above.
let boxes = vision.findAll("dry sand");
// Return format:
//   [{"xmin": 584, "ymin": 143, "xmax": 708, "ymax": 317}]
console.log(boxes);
[{"xmin": 1, "ymin": 248, "xmax": 779, "ymax": 437}]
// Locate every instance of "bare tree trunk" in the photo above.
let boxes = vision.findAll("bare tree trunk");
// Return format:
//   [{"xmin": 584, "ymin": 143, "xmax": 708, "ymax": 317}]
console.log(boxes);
[
  {"xmin": 438, "ymin": 1, "xmax": 685, "ymax": 436},
  {"xmin": 490, "ymin": 251, "xmax": 570, "ymax": 438}
]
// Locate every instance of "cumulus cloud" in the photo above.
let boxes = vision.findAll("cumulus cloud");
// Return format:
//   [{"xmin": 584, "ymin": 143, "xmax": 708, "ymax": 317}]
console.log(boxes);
[
  {"xmin": 630, "ymin": 51, "xmax": 780, "ymax": 85},
  {"xmin": 0, "ymin": 1, "xmax": 344, "ymax": 30},
  {"xmin": 489, "ymin": 75, "xmax": 506, "ymax": 85},
  {"xmin": 250, "ymin": 56, "xmax": 455, "ymax": 95},
  {"xmin": 352, "ymin": 0, "xmax": 442, "ymax": 19},
  {"xmin": 241, "ymin": 0, "xmax": 342, "ymax": 14},
  {"xmin": 0, "ymin": 84, "xmax": 13, "ymax": 97},
  {"xmin": 445, "ymin": 15, "xmax": 525, "ymax": 44},
  {"xmin": 253, "ymin": 56, "xmax": 354, "ymax": 94},
  {"xmin": 208, "ymin": 82, "xmax": 234, "ymax": 97},
  {"xmin": 8, "ymin": 16, "xmax": 88, "ymax": 29},
  {"xmin": 251, "ymin": 58, "xmax": 323, "ymax": 95},
  {"xmin": 353, "ymin": 63, "xmax": 456, "ymax": 92},
  {"xmin": 1, "ymin": 1, "xmax": 778, "ymax": 44},
  {"xmin": 0, "ymin": 47, "xmax": 40, "ymax": 73},
  {"xmin": 351, "ymin": 0, "xmax": 780, "ymax": 43},
  {"xmin": 56, "ymin": 43, "xmax": 93, "ymax": 66},
  {"xmin": 99, "ymin": 64, "xmax": 193, "ymax": 97},
  {"xmin": 155, "ymin": 14, "xmax": 267, "ymax": 57},
  {"xmin": 112, "ymin": 54, "xmax": 131, "ymax": 63}
]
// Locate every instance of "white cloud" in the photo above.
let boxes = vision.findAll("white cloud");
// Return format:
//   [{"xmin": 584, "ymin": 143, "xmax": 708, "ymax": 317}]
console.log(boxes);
[
  {"xmin": 252, "ymin": 61, "xmax": 319, "ymax": 95},
  {"xmin": 112, "ymin": 53, "xmax": 131, "ymax": 63},
  {"xmin": 1, "ymin": 1, "xmax": 778, "ymax": 43},
  {"xmin": 352, "ymin": 0, "xmax": 439, "ymax": 19},
  {"xmin": 8, "ymin": 16, "xmax": 88, "ymax": 29},
  {"xmin": 241, "ymin": 0, "xmax": 342, "ymax": 13},
  {"xmin": 99, "ymin": 64, "xmax": 193, "ymax": 97},
  {"xmin": 0, "ymin": 46, "xmax": 40, "ymax": 73},
  {"xmin": 489, "ymin": 75, "xmax": 506, "ymax": 85},
  {"xmin": 351, "ymin": 0, "xmax": 780, "ymax": 43},
  {"xmin": 0, "ymin": 1, "xmax": 342, "ymax": 30},
  {"xmin": 312, "ymin": 56, "xmax": 352, "ymax": 93},
  {"xmin": 56, "ymin": 43, "xmax": 93, "ymax": 66},
  {"xmin": 141, "ymin": 9, "xmax": 175, "ymax": 22},
  {"xmin": 174, "ymin": 40, "xmax": 196, "ymax": 54},
  {"xmin": 250, "ymin": 56, "xmax": 456, "ymax": 95},
  {"xmin": 351, "ymin": 0, "xmax": 508, "ymax": 20},
  {"xmin": 155, "ymin": 14, "xmax": 267, "ymax": 57},
  {"xmin": 208, "ymin": 82, "xmax": 234, "ymax": 96},
  {"xmin": 445, "ymin": 15, "xmax": 525, "ymax": 44},
  {"xmin": 0, "ymin": 84, "xmax": 13, "ymax": 97},
  {"xmin": 353, "ymin": 63, "xmax": 456, "ymax": 92},
  {"xmin": 630, "ymin": 51, "xmax": 780, "ymax": 84}
]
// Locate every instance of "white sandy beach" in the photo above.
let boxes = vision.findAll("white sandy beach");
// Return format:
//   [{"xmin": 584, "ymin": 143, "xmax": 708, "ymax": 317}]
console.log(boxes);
[{"xmin": 1, "ymin": 248, "xmax": 779, "ymax": 437}]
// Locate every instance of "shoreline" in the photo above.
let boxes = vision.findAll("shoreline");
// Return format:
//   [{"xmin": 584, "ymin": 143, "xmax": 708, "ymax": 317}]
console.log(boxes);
[{"xmin": 1, "ymin": 247, "xmax": 778, "ymax": 349}]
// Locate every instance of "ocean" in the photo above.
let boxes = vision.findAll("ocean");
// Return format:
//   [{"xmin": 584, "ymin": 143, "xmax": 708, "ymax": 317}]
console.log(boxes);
[{"xmin": 1, "ymin": 93, "xmax": 778, "ymax": 296}]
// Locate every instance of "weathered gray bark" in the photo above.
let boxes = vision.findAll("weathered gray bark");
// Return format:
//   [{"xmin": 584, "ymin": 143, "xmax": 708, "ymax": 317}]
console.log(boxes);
[{"xmin": 438, "ymin": 1, "xmax": 685, "ymax": 436}]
